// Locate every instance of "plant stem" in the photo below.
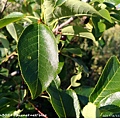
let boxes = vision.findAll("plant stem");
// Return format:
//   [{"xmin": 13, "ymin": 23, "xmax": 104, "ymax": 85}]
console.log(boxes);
[
  {"xmin": 28, "ymin": 101, "xmax": 48, "ymax": 118},
  {"xmin": 0, "ymin": 0, "xmax": 8, "ymax": 18},
  {"xmin": 53, "ymin": 16, "xmax": 77, "ymax": 35}
]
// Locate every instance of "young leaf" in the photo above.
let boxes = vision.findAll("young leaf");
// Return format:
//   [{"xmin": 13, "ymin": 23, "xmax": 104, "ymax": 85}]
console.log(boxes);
[
  {"xmin": 0, "ymin": 12, "xmax": 24, "ymax": 28},
  {"xmin": 89, "ymin": 56, "xmax": 120, "ymax": 107},
  {"xmin": 47, "ymin": 85, "xmax": 80, "ymax": 118},
  {"xmin": 70, "ymin": 72, "xmax": 82, "ymax": 87},
  {"xmin": 82, "ymin": 102, "xmax": 100, "ymax": 118},
  {"xmin": 18, "ymin": 23, "xmax": 58, "ymax": 99}
]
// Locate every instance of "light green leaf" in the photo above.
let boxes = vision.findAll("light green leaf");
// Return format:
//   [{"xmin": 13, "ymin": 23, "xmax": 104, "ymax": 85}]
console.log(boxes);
[
  {"xmin": 82, "ymin": 102, "xmax": 100, "ymax": 118},
  {"xmin": 99, "ymin": 9, "xmax": 112, "ymax": 23},
  {"xmin": 70, "ymin": 72, "xmax": 82, "ymax": 87},
  {"xmin": 18, "ymin": 23, "xmax": 58, "ymax": 99},
  {"xmin": 44, "ymin": 0, "xmax": 100, "ymax": 25},
  {"xmin": 89, "ymin": 56, "xmax": 120, "ymax": 107},
  {"xmin": 6, "ymin": 23, "xmax": 18, "ymax": 42},
  {"xmin": 6, "ymin": 23, "xmax": 24, "ymax": 42},
  {"xmin": 55, "ymin": 0, "xmax": 67, "ymax": 7},
  {"xmin": 62, "ymin": 26, "xmax": 98, "ymax": 46},
  {"xmin": 47, "ymin": 85, "xmax": 80, "ymax": 118},
  {"xmin": 0, "ymin": 12, "xmax": 25, "ymax": 28}
]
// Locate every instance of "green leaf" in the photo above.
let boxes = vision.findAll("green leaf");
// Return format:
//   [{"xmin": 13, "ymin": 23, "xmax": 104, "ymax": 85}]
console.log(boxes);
[
  {"xmin": 0, "ymin": 12, "xmax": 25, "ymax": 29},
  {"xmin": 0, "ymin": 97, "xmax": 11, "ymax": 109},
  {"xmin": 100, "ymin": 92, "xmax": 120, "ymax": 117},
  {"xmin": 82, "ymin": 102, "xmax": 100, "ymax": 118},
  {"xmin": 44, "ymin": 0, "xmax": 100, "ymax": 25},
  {"xmin": 89, "ymin": 56, "xmax": 120, "ymax": 107},
  {"xmin": 57, "ymin": 55, "xmax": 64, "ymax": 74},
  {"xmin": 47, "ymin": 85, "xmax": 80, "ymax": 118},
  {"xmin": 55, "ymin": 0, "xmax": 67, "ymax": 7},
  {"xmin": 62, "ymin": 26, "xmax": 98, "ymax": 46},
  {"xmin": 18, "ymin": 23, "xmax": 58, "ymax": 99},
  {"xmin": 71, "ymin": 57, "xmax": 89, "ymax": 73},
  {"xmin": 6, "ymin": 23, "xmax": 24, "ymax": 42},
  {"xmin": 0, "ymin": 68, "xmax": 9, "ymax": 77},
  {"xmin": 104, "ymin": 0, "xmax": 120, "ymax": 5},
  {"xmin": 74, "ymin": 86, "xmax": 94, "ymax": 97},
  {"xmin": 100, "ymin": 92, "xmax": 120, "ymax": 107},
  {"xmin": 70, "ymin": 72, "xmax": 82, "ymax": 87},
  {"xmin": 99, "ymin": 9, "xmax": 112, "ymax": 23}
]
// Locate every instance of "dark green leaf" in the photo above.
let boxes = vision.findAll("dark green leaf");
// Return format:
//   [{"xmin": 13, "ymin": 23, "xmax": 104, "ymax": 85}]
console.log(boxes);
[
  {"xmin": 71, "ymin": 57, "xmax": 89, "ymax": 73},
  {"xmin": 0, "ymin": 12, "xmax": 25, "ymax": 28},
  {"xmin": 18, "ymin": 23, "xmax": 58, "ymax": 99},
  {"xmin": 0, "ymin": 68, "xmax": 9, "ymax": 77},
  {"xmin": 47, "ymin": 85, "xmax": 80, "ymax": 118}
]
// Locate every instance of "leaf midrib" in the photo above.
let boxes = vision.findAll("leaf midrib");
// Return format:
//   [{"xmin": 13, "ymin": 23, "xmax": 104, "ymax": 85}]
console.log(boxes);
[{"xmin": 93, "ymin": 65, "xmax": 120, "ymax": 104}]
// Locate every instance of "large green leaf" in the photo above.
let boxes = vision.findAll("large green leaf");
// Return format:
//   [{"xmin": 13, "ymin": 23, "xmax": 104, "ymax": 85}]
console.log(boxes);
[
  {"xmin": 0, "ymin": 12, "xmax": 24, "ymax": 28},
  {"xmin": 18, "ymin": 23, "xmax": 58, "ymax": 99},
  {"xmin": 89, "ymin": 56, "xmax": 120, "ymax": 107},
  {"xmin": 47, "ymin": 85, "xmax": 80, "ymax": 118},
  {"xmin": 44, "ymin": 0, "xmax": 100, "ymax": 24}
]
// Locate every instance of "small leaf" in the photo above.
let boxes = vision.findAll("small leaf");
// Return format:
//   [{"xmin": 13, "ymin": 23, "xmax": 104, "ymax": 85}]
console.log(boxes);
[
  {"xmin": 82, "ymin": 102, "xmax": 100, "ymax": 118},
  {"xmin": 47, "ymin": 85, "xmax": 80, "ymax": 118},
  {"xmin": 55, "ymin": 0, "xmax": 67, "ymax": 7},
  {"xmin": 70, "ymin": 72, "xmax": 82, "ymax": 87},
  {"xmin": 0, "ymin": 12, "xmax": 24, "ymax": 28},
  {"xmin": 0, "ymin": 68, "xmax": 9, "ymax": 77},
  {"xmin": 18, "ymin": 23, "xmax": 58, "ymax": 99}
]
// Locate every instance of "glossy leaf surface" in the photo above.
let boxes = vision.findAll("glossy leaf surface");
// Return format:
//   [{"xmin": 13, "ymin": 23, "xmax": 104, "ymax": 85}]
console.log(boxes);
[{"xmin": 18, "ymin": 23, "xmax": 58, "ymax": 99}]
